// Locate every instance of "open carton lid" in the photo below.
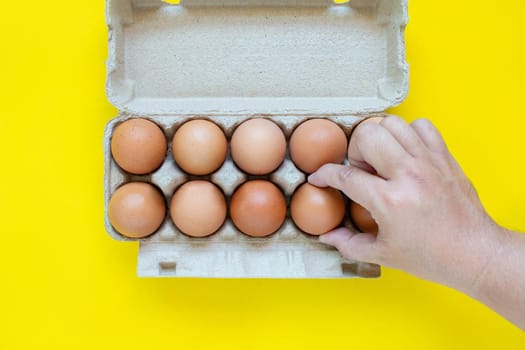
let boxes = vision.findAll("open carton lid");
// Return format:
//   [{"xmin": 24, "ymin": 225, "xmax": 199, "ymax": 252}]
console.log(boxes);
[{"xmin": 106, "ymin": 0, "xmax": 408, "ymax": 116}]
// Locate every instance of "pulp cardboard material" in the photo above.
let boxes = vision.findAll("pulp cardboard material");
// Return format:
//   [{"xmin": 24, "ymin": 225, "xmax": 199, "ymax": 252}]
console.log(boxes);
[{"xmin": 104, "ymin": 0, "xmax": 408, "ymax": 278}]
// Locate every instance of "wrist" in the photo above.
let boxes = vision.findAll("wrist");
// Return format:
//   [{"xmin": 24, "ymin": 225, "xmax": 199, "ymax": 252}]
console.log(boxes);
[
  {"xmin": 448, "ymin": 220, "xmax": 510, "ymax": 298},
  {"xmin": 421, "ymin": 215, "xmax": 507, "ymax": 296},
  {"xmin": 451, "ymin": 225, "xmax": 525, "ymax": 329}
]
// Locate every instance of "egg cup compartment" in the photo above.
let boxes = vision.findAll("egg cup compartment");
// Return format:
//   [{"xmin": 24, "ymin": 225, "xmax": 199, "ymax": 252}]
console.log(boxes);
[{"xmin": 104, "ymin": 0, "xmax": 408, "ymax": 278}]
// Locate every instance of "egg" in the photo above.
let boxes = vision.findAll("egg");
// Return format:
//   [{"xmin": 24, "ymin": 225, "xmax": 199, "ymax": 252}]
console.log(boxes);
[
  {"xmin": 170, "ymin": 181, "xmax": 227, "ymax": 237},
  {"xmin": 230, "ymin": 119, "xmax": 287, "ymax": 175},
  {"xmin": 111, "ymin": 118, "xmax": 167, "ymax": 175},
  {"xmin": 350, "ymin": 201, "xmax": 378, "ymax": 234},
  {"xmin": 108, "ymin": 182, "xmax": 166, "ymax": 238},
  {"xmin": 172, "ymin": 119, "xmax": 227, "ymax": 175},
  {"xmin": 348, "ymin": 116, "xmax": 384, "ymax": 173},
  {"xmin": 290, "ymin": 183, "xmax": 345, "ymax": 235},
  {"xmin": 230, "ymin": 180, "xmax": 287, "ymax": 237},
  {"xmin": 290, "ymin": 119, "xmax": 347, "ymax": 174}
]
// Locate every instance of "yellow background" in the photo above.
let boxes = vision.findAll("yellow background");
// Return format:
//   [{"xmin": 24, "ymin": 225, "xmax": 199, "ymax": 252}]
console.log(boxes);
[{"xmin": 1, "ymin": 0, "xmax": 524, "ymax": 348}]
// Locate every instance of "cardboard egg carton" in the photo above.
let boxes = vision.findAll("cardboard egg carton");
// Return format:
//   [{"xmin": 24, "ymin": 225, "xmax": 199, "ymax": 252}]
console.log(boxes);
[{"xmin": 104, "ymin": 0, "xmax": 409, "ymax": 278}]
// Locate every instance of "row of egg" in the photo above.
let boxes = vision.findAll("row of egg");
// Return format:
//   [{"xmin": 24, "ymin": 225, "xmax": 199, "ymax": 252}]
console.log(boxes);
[
  {"xmin": 111, "ymin": 117, "xmax": 350, "ymax": 176},
  {"xmin": 109, "ymin": 116, "xmax": 381, "ymax": 239},
  {"xmin": 108, "ymin": 179, "xmax": 377, "ymax": 239}
]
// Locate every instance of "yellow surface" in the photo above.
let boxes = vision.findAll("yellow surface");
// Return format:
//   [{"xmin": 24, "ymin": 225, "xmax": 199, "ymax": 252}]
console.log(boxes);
[{"xmin": 0, "ymin": 1, "xmax": 524, "ymax": 348}]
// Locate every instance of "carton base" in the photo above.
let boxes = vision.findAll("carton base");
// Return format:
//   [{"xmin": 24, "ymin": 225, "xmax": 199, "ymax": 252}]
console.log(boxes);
[{"xmin": 137, "ymin": 242, "xmax": 381, "ymax": 278}]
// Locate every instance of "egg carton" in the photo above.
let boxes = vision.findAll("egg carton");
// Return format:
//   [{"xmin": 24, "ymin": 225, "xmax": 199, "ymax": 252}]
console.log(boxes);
[
  {"xmin": 104, "ymin": 114, "xmax": 386, "ymax": 277},
  {"xmin": 104, "ymin": 0, "xmax": 409, "ymax": 278}
]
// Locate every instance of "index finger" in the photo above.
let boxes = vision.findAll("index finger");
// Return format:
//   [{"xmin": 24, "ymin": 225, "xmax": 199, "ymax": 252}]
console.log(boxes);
[{"xmin": 309, "ymin": 163, "xmax": 385, "ymax": 210}]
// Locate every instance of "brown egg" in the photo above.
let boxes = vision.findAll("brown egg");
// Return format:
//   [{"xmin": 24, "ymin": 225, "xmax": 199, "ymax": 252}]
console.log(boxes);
[
  {"xmin": 108, "ymin": 182, "xmax": 166, "ymax": 239},
  {"xmin": 290, "ymin": 183, "xmax": 345, "ymax": 236},
  {"xmin": 350, "ymin": 201, "xmax": 378, "ymax": 234},
  {"xmin": 230, "ymin": 119, "xmax": 286, "ymax": 175},
  {"xmin": 290, "ymin": 119, "xmax": 347, "ymax": 174},
  {"xmin": 111, "ymin": 119, "xmax": 167, "ymax": 175},
  {"xmin": 172, "ymin": 119, "xmax": 227, "ymax": 175},
  {"xmin": 230, "ymin": 180, "xmax": 287, "ymax": 237},
  {"xmin": 170, "ymin": 181, "xmax": 227, "ymax": 237},
  {"xmin": 348, "ymin": 117, "xmax": 384, "ymax": 173}
]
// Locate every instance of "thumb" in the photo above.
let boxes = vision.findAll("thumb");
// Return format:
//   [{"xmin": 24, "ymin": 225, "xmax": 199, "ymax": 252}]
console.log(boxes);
[{"xmin": 320, "ymin": 227, "xmax": 380, "ymax": 264}]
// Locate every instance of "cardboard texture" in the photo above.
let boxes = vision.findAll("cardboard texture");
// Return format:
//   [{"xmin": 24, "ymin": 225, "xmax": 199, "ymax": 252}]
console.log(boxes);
[{"xmin": 104, "ymin": 0, "xmax": 409, "ymax": 278}]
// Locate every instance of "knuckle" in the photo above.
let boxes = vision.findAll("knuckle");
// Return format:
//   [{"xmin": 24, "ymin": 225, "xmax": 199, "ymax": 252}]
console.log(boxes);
[
  {"xmin": 373, "ymin": 237, "xmax": 395, "ymax": 265},
  {"xmin": 429, "ymin": 152, "xmax": 450, "ymax": 171},
  {"xmin": 337, "ymin": 236, "xmax": 357, "ymax": 260},
  {"xmin": 334, "ymin": 165, "xmax": 363, "ymax": 191},
  {"xmin": 353, "ymin": 122, "xmax": 377, "ymax": 144},
  {"xmin": 337, "ymin": 166, "xmax": 355, "ymax": 184},
  {"xmin": 403, "ymin": 162, "xmax": 427, "ymax": 185},
  {"xmin": 380, "ymin": 187, "xmax": 420, "ymax": 210},
  {"xmin": 381, "ymin": 190, "xmax": 404, "ymax": 208}
]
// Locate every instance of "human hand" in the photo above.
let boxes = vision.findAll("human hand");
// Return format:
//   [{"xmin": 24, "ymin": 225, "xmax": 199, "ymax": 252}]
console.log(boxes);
[{"xmin": 309, "ymin": 116, "xmax": 505, "ymax": 289}]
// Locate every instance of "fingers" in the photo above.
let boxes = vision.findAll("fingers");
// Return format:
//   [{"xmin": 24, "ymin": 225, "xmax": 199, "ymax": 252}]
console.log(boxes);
[
  {"xmin": 411, "ymin": 118, "xmax": 449, "ymax": 155},
  {"xmin": 349, "ymin": 122, "xmax": 412, "ymax": 179},
  {"xmin": 410, "ymin": 118, "xmax": 466, "ymax": 175},
  {"xmin": 319, "ymin": 227, "xmax": 380, "ymax": 264},
  {"xmin": 380, "ymin": 116, "xmax": 428, "ymax": 158},
  {"xmin": 309, "ymin": 163, "xmax": 384, "ymax": 209}
]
